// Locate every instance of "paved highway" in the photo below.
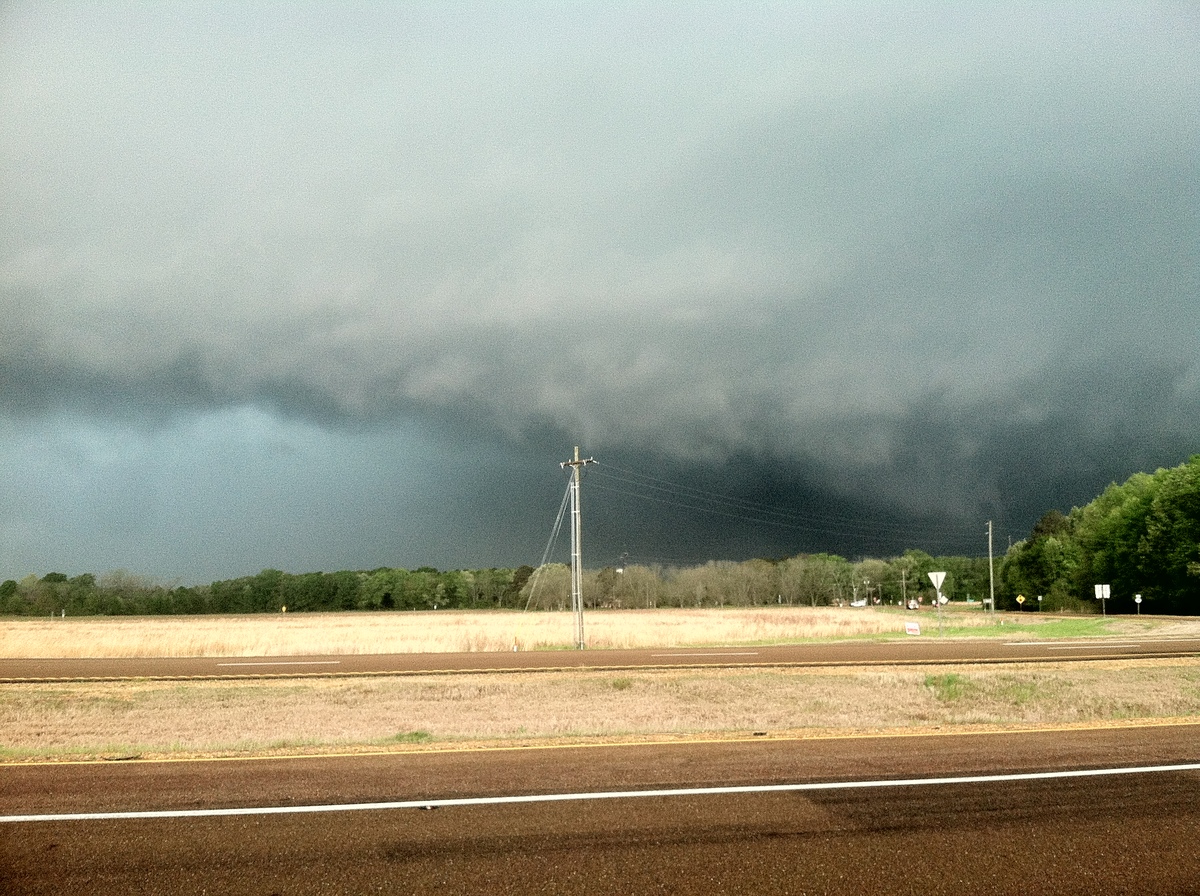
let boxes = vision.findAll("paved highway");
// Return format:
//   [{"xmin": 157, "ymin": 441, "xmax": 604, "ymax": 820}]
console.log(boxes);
[
  {"xmin": 3, "ymin": 724, "xmax": 1199, "ymax": 894},
  {"xmin": 3, "ymin": 635, "xmax": 1200, "ymax": 681}
]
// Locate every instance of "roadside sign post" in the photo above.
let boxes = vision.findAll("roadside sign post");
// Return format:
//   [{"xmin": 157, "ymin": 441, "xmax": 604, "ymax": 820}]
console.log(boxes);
[
  {"xmin": 1135, "ymin": 593, "xmax": 1142, "ymax": 615},
  {"xmin": 928, "ymin": 571, "xmax": 946, "ymax": 637},
  {"xmin": 1016, "ymin": 594, "xmax": 1025, "ymax": 610},
  {"xmin": 1094, "ymin": 584, "xmax": 1111, "ymax": 616},
  {"xmin": 1037, "ymin": 595, "xmax": 1042, "ymax": 612}
]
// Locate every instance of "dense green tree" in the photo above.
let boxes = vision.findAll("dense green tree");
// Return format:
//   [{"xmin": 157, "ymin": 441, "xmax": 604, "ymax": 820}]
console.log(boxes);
[
  {"xmin": 505, "ymin": 566, "xmax": 535, "ymax": 607},
  {"xmin": 995, "ymin": 455, "xmax": 1200, "ymax": 614},
  {"xmin": 462, "ymin": 568, "xmax": 513, "ymax": 608},
  {"xmin": 0, "ymin": 578, "xmax": 25, "ymax": 614},
  {"xmin": 1072, "ymin": 472, "xmax": 1157, "ymax": 609},
  {"xmin": 999, "ymin": 509, "xmax": 1086, "ymax": 610},
  {"xmin": 931, "ymin": 556, "xmax": 991, "ymax": 605},
  {"xmin": 1134, "ymin": 456, "xmax": 1200, "ymax": 612}
]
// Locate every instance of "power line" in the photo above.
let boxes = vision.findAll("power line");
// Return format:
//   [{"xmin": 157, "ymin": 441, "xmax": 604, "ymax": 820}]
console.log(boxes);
[
  {"xmin": 590, "ymin": 463, "xmax": 931, "ymax": 532},
  {"xmin": 586, "ymin": 462, "xmax": 981, "ymax": 553},
  {"xmin": 523, "ymin": 478, "xmax": 573, "ymax": 613}
]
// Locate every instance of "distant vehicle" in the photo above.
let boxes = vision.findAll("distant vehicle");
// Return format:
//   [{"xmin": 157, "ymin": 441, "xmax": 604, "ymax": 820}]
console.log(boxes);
[
  {"xmin": 907, "ymin": 599, "xmax": 920, "ymax": 610},
  {"xmin": 850, "ymin": 598, "xmax": 867, "ymax": 607}
]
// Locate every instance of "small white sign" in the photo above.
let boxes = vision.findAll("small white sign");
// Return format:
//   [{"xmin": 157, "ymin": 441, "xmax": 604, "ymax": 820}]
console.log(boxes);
[
  {"xmin": 1094, "ymin": 584, "xmax": 1111, "ymax": 600},
  {"xmin": 905, "ymin": 621, "xmax": 921, "ymax": 636}
]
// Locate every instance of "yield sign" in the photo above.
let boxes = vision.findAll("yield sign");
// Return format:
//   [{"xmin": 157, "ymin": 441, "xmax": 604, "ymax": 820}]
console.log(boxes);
[{"xmin": 928, "ymin": 571, "xmax": 946, "ymax": 591}]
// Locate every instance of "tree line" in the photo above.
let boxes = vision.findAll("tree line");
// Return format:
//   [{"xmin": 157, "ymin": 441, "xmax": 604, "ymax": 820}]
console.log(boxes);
[
  {"xmin": 523, "ymin": 552, "xmax": 990, "ymax": 611},
  {"xmin": 2, "ymin": 455, "xmax": 1195, "ymax": 617},
  {"xmin": 0, "ymin": 566, "xmax": 529, "ymax": 617},
  {"xmin": 0, "ymin": 552, "xmax": 986, "ymax": 617},
  {"xmin": 1001, "ymin": 454, "xmax": 1199, "ymax": 614}
]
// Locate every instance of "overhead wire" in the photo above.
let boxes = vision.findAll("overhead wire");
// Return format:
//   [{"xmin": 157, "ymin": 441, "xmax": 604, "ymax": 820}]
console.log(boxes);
[
  {"xmin": 592, "ymin": 462, "xmax": 968, "ymax": 535},
  {"xmin": 523, "ymin": 474, "xmax": 573, "ymax": 612},
  {"xmin": 585, "ymin": 461, "xmax": 981, "ymax": 554}
]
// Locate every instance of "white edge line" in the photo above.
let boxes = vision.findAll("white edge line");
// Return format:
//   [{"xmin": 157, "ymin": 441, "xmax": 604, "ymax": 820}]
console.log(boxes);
[
  {"xmin": 6, "ymin": 763, "xmax": 1199, "ymax": 824},
  {"xmin": 649, "ymin": 652, "xmax": 760, "ymax": 657},
  {"xmin": 1005, "ymin": 639, "xmax": 1200, "ymax": 647}
]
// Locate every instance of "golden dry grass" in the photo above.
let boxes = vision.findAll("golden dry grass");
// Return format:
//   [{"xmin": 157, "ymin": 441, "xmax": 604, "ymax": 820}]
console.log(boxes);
[
  {"xmin": 5, "ymin": 609, "xmax": 1199, "ymax": 762},
  {"xmin": 2, "ymin": 606, "xmax": 1033, "ymax": 658},
  {"xmin": 3, "ymin": 659, "xmax": 1200, "ymax": 761}
]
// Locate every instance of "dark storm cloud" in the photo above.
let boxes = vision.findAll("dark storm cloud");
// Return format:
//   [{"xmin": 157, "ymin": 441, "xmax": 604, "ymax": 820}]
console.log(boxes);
[{"xmin": 2, "ymin": 3, "xmax": 1197, "ymax": 580}]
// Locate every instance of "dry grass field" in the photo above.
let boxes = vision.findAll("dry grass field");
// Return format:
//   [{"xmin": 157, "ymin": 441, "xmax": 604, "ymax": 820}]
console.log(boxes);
[
  {"xmin": 0, "ymin": 605, "xmax": 1119, "ymax": 658},
  {"xmin": 3, "ymin": 659, "xmax": 1200, "ymax": 761},
  {"xmin": 3, "ymin": 608, "xmax": 1199, "ymax": 761}
]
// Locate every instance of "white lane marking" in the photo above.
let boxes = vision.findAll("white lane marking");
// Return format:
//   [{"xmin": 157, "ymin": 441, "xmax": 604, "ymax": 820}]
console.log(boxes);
[
  {"xmin": 1005, "ymin": 642, "xmax": 1139, "ymax": 648},
  {"xmin": 6, "ymin": 763, "xmax": 1199, "ymax": 823},
  {"xmin": 650, "ymin": 652, "xmax": 760, "ymax": 657},
  {"xmin": 215, "ymin": 661, "xmax": 343, "ymax": 667},
  {"xmin": 1046, "ymin": 644, "xmax": 1142, "ymax": 650}
]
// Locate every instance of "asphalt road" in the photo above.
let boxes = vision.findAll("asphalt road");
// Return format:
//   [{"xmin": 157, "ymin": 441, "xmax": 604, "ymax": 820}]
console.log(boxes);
[
  {"xmin": 3, "ymin": 725, "xmax": 1199, "ymax": 894},
  {"xmin": 3, "ymin": 635, "xmax": 1200, "ymax": 681}
]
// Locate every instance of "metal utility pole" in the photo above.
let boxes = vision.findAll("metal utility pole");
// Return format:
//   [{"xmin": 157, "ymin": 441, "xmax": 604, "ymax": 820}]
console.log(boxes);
[
  {"xmin": 560, "ymin": 447, "xmax": 595, "ymax": 649},
  {"xmin": 987, "ymin": 520, "xmax": 996, "ymax": 616}
]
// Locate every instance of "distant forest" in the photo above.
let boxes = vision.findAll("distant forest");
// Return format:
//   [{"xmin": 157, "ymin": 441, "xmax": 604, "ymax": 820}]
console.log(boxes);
[{"xmin": 3, "ymin": 455, "xmax": 1197, "ymax": 617}]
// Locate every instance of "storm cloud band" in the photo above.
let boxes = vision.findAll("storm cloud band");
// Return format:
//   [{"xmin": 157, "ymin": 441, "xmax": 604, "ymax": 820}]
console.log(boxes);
[{"xmin": 2, "ymin": 3, "xmax": 1197, "ymax": 581}]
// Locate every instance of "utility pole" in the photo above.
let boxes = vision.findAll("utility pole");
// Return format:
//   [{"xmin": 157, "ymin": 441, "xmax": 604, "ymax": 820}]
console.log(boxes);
[
  {"xmin": 561, "ymin": 446, "xmax": 595, "ymax": 649},
  {"xmin": 987, "ymin": 520, "xmax": 996, "ymax": 616}
]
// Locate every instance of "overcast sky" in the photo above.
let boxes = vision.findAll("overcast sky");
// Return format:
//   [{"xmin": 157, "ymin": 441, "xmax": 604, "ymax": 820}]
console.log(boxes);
[{"xmin": 2, "ymin": 3, "xmax": 1198, "ymax": 584}]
